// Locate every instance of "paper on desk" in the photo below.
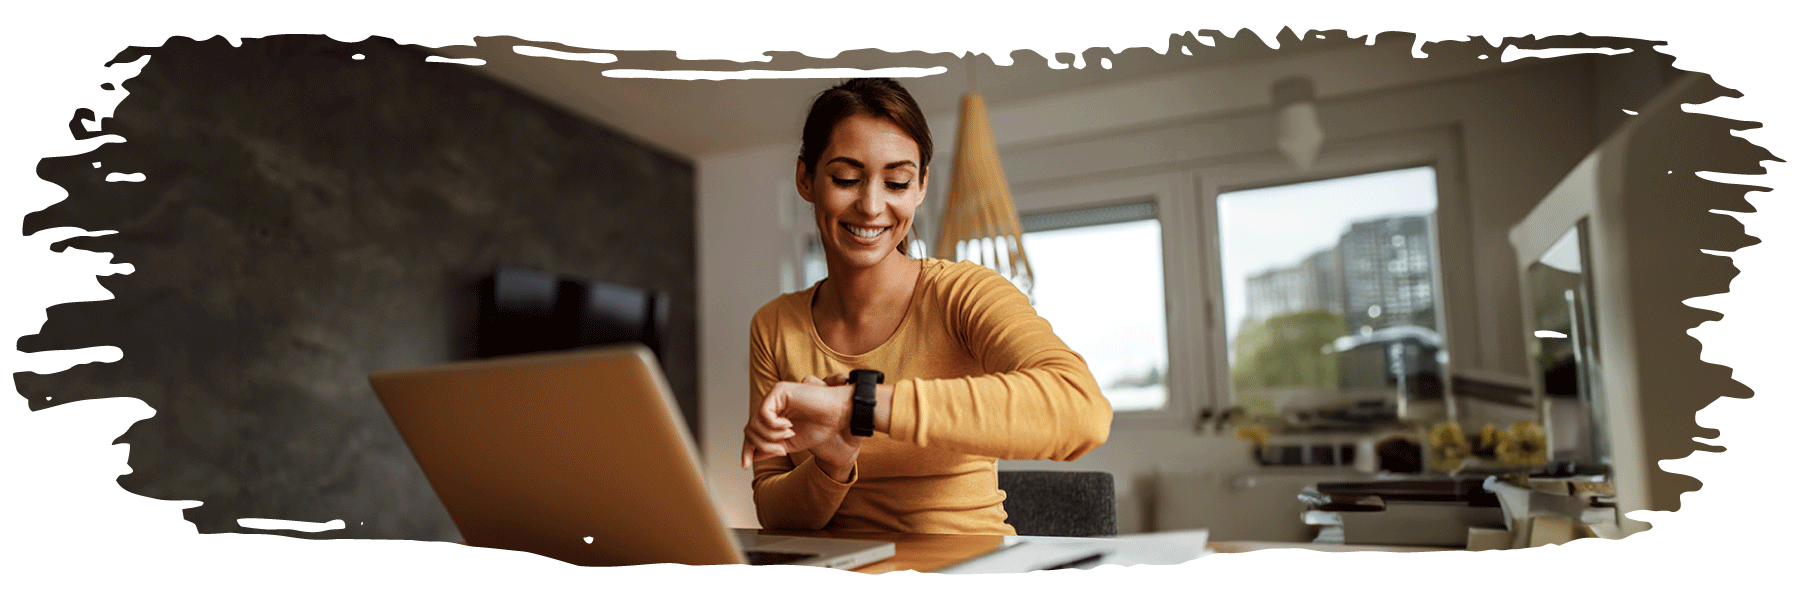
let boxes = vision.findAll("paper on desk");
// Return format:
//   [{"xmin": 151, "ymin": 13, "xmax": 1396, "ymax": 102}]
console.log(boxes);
[
  {"xmin": 936, "ymin": 529, "xmax": 1211, "ymax": 574},
  {"xmin": 1482, "ymin": 476, "xmax": 1587, "ymax": 532}
]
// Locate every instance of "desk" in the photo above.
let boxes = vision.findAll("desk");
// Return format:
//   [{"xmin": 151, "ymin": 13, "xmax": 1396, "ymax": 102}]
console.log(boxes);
[
  {"xmin": 760, "ymin": 529, "xmax": 1006, "ymax": 574},
  {"xmin": 760, "ymin": 530, "xmax": 1451, "ymax": 574}
]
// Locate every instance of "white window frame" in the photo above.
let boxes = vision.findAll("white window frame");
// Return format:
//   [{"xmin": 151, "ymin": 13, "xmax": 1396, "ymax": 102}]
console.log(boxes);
[
  {"xmin": 1193, "ymin": 126, "xmax": 1473, "ymax": 413},
  {"xmin": 1012, "ymin": 173, "xmax": 1205, "ymax": 429}
]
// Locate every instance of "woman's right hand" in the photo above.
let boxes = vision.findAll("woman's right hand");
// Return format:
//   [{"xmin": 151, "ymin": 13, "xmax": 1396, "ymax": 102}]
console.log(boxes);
[{"xmin": 741, "ymin": 375, "xmax": 863, "ymax": 481}]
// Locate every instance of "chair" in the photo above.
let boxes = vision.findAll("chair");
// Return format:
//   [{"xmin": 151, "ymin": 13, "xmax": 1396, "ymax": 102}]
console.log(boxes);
[{"xmin": 997, "ymin": 470, "xmax": 1117, "ymax": 537}]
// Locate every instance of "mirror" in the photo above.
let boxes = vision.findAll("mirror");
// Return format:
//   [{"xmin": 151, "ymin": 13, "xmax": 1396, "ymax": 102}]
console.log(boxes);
[{"xmin": 1525, "ymin": 219, "xmax": 1608, "ymax": 470}]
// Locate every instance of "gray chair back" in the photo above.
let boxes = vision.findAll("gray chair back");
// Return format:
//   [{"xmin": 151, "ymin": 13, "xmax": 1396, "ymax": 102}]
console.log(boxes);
[{"xmin": 997, "ymin": 470, "xmax": 1117, "ymax": 537}]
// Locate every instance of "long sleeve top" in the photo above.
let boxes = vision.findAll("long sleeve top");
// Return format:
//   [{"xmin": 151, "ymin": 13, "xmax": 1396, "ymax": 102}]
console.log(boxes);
[{"xmin": 748, "ymin": 258, "xmax": 1112, "ymax": 534}]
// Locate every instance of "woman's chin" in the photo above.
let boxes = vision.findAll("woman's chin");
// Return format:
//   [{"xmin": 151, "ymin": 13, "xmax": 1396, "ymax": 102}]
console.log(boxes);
[{"xmin": 833, "ymin": 244, "xmax": 900, "ymax": 270}]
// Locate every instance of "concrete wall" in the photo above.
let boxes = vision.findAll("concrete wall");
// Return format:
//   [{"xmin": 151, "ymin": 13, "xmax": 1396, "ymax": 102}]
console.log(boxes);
[
  {"xmin": 15, "ymin": 34, "xmax": 697, "ymax": 541},
  {"xmin": 697, "ymin": 46, "xmax": 1664, "ymax": 536}
]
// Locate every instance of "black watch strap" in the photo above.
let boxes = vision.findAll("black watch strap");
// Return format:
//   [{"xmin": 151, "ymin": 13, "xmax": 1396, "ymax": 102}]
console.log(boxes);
[{"xmin": 848, "ymin": 369, "xmax": 883, "ymax": 437}]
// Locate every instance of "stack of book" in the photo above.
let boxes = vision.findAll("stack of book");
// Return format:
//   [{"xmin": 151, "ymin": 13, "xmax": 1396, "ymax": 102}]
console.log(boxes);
[
  {"xmin": 1477, "ymin": 475, "xmax": 1620, "ymax": 547},
  {"xmin": 1300, "ymin": 478, "xmax": 1507, "ymax": 547}
]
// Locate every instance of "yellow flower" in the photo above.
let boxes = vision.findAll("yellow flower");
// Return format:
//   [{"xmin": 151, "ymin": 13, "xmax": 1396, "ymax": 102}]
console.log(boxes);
[
  {"xmin": 1427, "ymin": 421, "xmax": 1471, "ymax": 472},
  {"xmin": 1478, "ymin": 424, "xmax": 1502, "ymax": 453},
  {"xmin": 1234, "ymin": 424, "xmax": 1270, "ymax": 447},
  {"xmin": 1497, "ymin": 421, "xmax": 1549, "ymax": 466}
]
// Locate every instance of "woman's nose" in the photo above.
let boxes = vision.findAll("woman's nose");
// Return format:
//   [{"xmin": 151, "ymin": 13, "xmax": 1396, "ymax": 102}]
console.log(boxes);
[{"xmin": 854, "ymin": 182, "xmax": 882, "ymax": 215}]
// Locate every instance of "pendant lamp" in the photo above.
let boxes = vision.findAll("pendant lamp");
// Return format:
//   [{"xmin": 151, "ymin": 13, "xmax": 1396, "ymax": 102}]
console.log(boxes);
[
  {"xmin": 934, "ymin": 93, "xmax": 1033, "ymax": 295},
  {"xmin": 1272, "ymin": 76, "xmax": 1324, "ymax": 170}
]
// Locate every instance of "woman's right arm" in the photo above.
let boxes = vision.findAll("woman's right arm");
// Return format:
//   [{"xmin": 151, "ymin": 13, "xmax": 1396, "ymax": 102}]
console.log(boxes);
[{"xmin": 746, "ymin": 311, "xmax": 855, "ymax": 530}]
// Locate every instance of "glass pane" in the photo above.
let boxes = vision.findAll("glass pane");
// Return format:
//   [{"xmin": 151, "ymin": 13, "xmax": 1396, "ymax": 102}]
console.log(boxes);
[
  {"xmin": 800, "ymin": 234, "xmax": 828, "ymax": 291},
  {"xmin": 1022, "ymin": 218, "xmax": 1169, "ymax": 412},
  {"xmin": 1217, "ymin": 167, "xmax": 1440, "ymax": 418}
]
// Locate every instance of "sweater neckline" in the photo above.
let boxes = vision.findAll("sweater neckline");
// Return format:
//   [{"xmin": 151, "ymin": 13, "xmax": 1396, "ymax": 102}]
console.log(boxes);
[{"xmin": 804, "ymin": 257, "xmax": 940, "ymax": 360}]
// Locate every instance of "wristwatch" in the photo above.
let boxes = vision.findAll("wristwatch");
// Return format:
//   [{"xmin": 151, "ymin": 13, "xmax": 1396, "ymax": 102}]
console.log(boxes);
[{"xmin": 848, "ymin": 369, "xmax": 884, "ymax": 437}]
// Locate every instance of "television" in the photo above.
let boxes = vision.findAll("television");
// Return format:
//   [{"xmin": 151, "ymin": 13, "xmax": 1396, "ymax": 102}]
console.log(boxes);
[
  {"xmin": 475, "ymin": 265, "xmax": 688, "ymax": 436},
  {"xmin": 477, "ymin": 265, "xmax": 668, "ymax": 360}
]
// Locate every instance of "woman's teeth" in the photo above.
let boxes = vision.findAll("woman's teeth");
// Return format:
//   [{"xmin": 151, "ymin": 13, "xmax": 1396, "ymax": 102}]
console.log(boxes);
[{"xmin": 844, "ymin": 224, "xmax": 888, "ymax": 239}]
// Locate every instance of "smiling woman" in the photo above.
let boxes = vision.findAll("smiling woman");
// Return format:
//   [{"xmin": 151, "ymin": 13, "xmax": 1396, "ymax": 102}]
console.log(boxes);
[
  {"xmin": 739, "ymin": 78, "xmax": 1113, "ymax": 535},
  {"xmin": 801, "ymin": 112, "xmax": 926, "ymax": 269}
]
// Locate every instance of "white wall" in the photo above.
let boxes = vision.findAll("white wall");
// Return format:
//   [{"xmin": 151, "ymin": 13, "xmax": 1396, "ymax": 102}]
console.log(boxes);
[
  {"xmin": 1512, "ymin": 72, "xmax": 1748, "ymax": 535},
  {"xmin": 696, "ymin": 143, "xmax": 796, "ymax": 528},
  {"xmin": 697, "ymin": 51, "xmax": 1620, "ymax": 535}
]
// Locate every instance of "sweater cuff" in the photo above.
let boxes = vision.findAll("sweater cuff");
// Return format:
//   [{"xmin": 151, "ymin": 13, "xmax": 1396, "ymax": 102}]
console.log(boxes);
[
  {"xmin": 889, "ymin": 378, "xmax": 920, "ymax": 445},
  {"xmin": 798, "ymin": 454, "xmax": 858, "ymax": 488}
]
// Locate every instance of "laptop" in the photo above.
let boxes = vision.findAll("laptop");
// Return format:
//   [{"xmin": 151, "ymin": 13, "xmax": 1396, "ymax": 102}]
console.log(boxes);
[{"xmin": 369, "ymin": 343, "xmax": 895, "ymax": 569}]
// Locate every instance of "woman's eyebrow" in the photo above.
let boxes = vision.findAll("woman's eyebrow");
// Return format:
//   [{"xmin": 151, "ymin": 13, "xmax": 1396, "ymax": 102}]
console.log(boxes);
[{"xmin": 824, "ymin": 157, "xmax": 918, "ymax": 172}]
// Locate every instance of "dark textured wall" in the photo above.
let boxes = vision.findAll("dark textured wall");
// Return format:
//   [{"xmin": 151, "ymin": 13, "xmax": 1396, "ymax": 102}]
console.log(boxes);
[{"xmin": 17, "ymin": 35, "xmax": 697, "ymax": 541}]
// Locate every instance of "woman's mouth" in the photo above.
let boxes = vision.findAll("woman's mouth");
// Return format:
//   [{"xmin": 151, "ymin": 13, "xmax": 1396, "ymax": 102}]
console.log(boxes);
[{"xmin": 842, "ymin": 223, "xmax": 889, "ymax": 239}]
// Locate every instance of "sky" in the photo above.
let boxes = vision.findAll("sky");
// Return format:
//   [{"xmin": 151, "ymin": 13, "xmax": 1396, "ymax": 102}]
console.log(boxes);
[{"xmin": 1024, "ymin": 219, "xmax": 1168, "ymax": 410}]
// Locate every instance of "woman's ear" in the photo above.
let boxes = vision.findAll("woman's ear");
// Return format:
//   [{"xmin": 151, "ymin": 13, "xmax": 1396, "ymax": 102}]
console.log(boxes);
[{"xmin": 794, "ymin": 159, "xmax": 815, "ymax": 204}]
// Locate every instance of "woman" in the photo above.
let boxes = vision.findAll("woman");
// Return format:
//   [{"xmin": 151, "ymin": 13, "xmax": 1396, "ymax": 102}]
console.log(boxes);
[{"xmin": 739, "ymin": 78, "xmax": 1111, "ymax": 535}]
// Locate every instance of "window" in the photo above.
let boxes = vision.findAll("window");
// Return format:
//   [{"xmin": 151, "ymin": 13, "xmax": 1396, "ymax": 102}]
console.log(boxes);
[
  {"xmin": 1215, "ymin": 167, "xmax": 1441, "ymax": 417},
  {"xmin": 782, "ymin": 191, "xmax": 1173, "ymax": 414},
  {"xmin": 1020, "ymin": 201, "xmax": 1169, "ymax": 412}
]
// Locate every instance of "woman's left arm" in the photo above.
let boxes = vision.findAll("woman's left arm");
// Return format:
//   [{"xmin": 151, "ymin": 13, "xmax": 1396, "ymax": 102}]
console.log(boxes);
[{"xmin": 886, "ymin": 266, "xmax": 1113, "ymax": 461}]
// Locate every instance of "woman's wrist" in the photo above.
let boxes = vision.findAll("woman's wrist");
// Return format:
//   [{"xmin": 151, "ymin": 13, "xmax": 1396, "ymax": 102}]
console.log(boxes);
[
  {"xmin": 843, "ymin": 383, "xmax": 893, "ymax": 435},
  {"xmin": 872, "ymin": 383, "xmax": 892, "ymax": 434},
  {"xmin": 815, "ymin": 383, "xmax": 892, "ymax": 483}
]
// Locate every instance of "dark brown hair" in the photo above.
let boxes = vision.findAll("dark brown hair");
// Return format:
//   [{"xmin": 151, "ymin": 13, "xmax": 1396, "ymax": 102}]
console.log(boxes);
[{"xmin": 797, "ymin": 78, "xmax": 933, "ymax": 175}]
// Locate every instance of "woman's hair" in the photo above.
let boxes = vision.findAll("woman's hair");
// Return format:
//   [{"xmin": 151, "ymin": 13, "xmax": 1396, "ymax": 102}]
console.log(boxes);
[{"xmin": 797, "ymin": 78, "xmax": 933, "ymax": 175}]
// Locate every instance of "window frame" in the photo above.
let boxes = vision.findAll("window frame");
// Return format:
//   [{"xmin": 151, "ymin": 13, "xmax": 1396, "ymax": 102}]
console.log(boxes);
[
  {"xmin": 786, "ymin": 127, "xmax": 1472, "ymax": 429},
  {"xmin": 1012, "ymin": 173, "xmax": 1204, "ymax": 429},
  {"xmin": 1194, "ymin": 126, "xmax": 1473, "ymax": 413}
]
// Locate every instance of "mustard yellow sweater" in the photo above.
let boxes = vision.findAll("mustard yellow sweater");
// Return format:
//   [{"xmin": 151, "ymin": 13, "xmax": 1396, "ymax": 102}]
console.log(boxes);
[{"xmin": 748, "ymin": 258, "xmax": 1112, "ymax": 534}]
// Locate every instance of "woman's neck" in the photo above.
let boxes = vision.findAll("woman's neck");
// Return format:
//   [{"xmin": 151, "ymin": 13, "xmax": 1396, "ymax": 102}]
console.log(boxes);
[{"xmin": 815, "ymin": 252, "xmax": 922, "ymax": 331}]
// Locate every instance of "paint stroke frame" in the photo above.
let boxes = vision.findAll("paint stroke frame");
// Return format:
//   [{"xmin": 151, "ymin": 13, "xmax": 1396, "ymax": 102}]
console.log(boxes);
[{"xmin": 4, "ymin": 1, "xmax": 1793, "ymax": 596}]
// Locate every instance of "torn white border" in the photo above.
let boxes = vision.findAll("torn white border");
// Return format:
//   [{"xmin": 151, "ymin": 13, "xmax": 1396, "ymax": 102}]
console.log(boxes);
[
  {"xmin": 4, "ymin": 0, "xmax": 1792, "ymax": 597},
  {"xmin": 238, "ymin": 518, "xmax": 347, "ymax": 533}
]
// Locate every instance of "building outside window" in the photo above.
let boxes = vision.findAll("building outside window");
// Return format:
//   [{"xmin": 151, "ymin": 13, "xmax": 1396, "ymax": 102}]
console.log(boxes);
[{"xmin": 1216, "ymin": 166, "xmax": 1441, "ymax": 417}]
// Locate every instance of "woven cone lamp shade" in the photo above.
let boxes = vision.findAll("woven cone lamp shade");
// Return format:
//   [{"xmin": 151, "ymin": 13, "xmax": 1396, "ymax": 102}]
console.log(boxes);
[{"xmin": 933, "ymin": 93, "xmax": 1033, "ymax": 294}]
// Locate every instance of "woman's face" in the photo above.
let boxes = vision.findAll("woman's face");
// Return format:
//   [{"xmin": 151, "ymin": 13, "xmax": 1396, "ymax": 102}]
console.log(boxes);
[{"xmin": 797, "ymin": 112, "xmax": 929, "ymax": 272}]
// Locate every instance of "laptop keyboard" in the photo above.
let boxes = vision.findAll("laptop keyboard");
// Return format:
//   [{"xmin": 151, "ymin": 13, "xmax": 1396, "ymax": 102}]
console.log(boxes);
[{"xmin": 745, "ymin": 550, "xmax": 819, "ymax": 566}]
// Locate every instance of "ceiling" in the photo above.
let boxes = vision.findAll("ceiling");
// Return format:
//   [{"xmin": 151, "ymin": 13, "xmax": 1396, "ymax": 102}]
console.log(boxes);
[{"xmin": 428, "ymin": 30, "xmax": 1374, "ymax": 160}]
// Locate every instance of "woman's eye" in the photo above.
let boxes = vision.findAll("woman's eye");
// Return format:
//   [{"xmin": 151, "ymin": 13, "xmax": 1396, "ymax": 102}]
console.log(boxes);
[
  {"xmin": 832, "ymin": 177, "xmax": 859, "ymax": 187},
  {"xmin": 886, "ymin": 181, "xmax": 912, "ymax": 191}
]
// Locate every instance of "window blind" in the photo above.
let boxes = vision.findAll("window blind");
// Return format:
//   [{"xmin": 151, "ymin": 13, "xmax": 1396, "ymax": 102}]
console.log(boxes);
[{"xmin": 1019, "ymin": 199, "xmax": 1158, "ymax": 234}]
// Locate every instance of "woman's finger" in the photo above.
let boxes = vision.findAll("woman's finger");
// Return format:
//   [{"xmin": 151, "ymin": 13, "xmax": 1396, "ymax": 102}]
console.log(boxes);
[
  {"xmin": 756, "ymin": 407, "xmax": 793, "ymax": 431},
  {"xmin": 823, "ymin": 372, "xmax": 850, "ymax": 386},
  {"xmin": 741, "ymin": 438, "xmax": 758, "ymax": 469},
  {"xmin": 743, "ymin": 429, "xmax": 789, "ymax": 466},
  {"xmin": 802, "ymin": 375, "xmax": 824, "ymax": 385},
  {"xmin": 756, "ymin": 390, "xmax": 790, "ymax": 429},
  {"xmin": 751, "ymin": 440, "xmax": 788, "ymax": 463},
  {"xmin": 744, "ymin": 421, "xmax": 782, "ymax": 443},
  {"xmin": 744, "ymin": 422, "xmax": 794, "ymax": 448}
]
